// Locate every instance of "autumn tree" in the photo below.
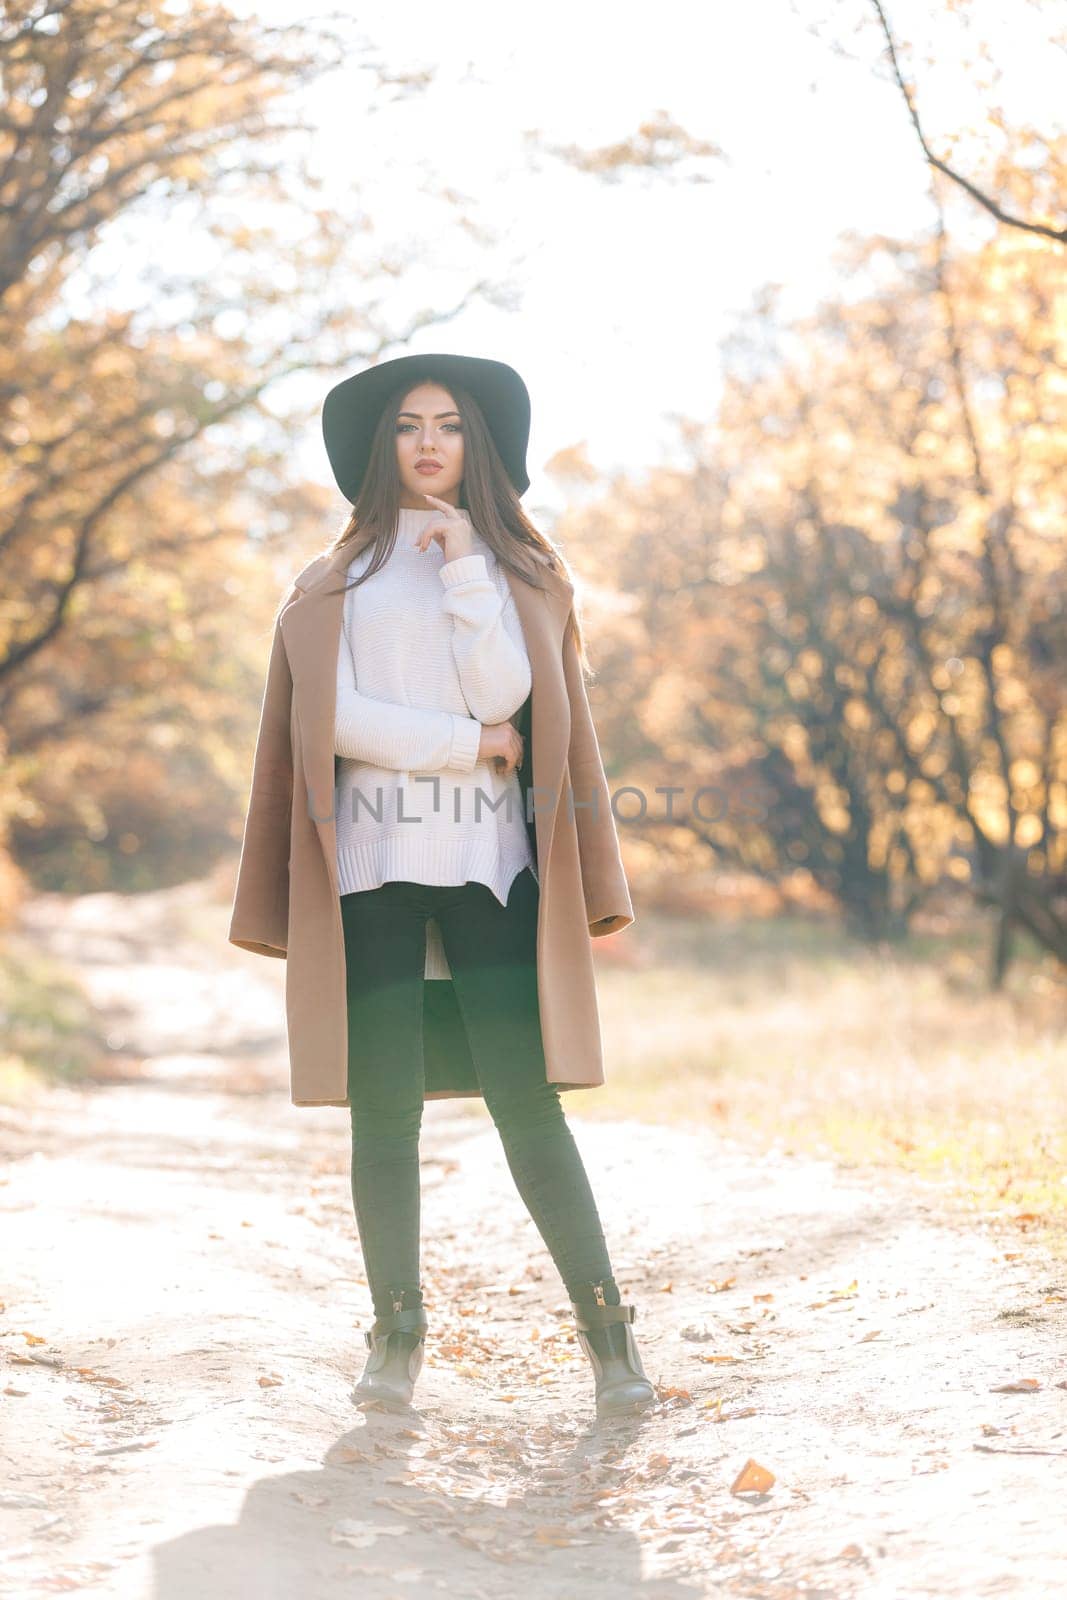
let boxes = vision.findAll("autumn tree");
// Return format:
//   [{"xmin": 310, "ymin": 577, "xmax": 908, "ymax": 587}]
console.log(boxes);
[
  {"xmin": 0, "ymin": 1, "xmax": 501, "ymax": 892},
  {"xmin": 557, "ymin": 226, "xmax": 1065, "ymax": 964},
  {"xmin": 552, "ymin": 0, "xmax": 1066, "ymax": 967}
]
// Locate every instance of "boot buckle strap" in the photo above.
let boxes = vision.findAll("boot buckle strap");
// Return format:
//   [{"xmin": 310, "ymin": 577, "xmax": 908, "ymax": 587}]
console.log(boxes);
[{"xmin": 573, "ymin": 1301, "xmax": 637, "ymax": 1331}]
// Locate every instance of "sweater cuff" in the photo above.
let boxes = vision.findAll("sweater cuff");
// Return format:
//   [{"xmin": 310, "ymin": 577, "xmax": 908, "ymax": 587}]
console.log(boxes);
[
  {"xmin": 438, "ymin": 553, "xmax": 491, "ymax": 590},
  {"xmin": 448, "ymin": 713, "xmax": 483, "ymax": 772}
]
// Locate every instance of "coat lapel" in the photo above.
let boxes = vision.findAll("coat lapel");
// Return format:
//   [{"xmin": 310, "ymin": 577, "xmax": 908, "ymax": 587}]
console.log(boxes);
[{"xmin": 279, "ymin": 536, "xmax": 574, "ymax": 898}]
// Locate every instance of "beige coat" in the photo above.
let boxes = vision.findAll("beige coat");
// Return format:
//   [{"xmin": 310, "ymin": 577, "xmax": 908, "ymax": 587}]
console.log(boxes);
[{"xmin": 227, "ymin": 536, "xmax": 634, "ymax": 1106}]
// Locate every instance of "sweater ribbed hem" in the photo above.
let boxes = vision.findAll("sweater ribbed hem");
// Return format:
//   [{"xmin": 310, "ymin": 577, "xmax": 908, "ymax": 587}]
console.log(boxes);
[{"xmin": 337, "ymin": 834, "xmax": 536, "ymax": 903}]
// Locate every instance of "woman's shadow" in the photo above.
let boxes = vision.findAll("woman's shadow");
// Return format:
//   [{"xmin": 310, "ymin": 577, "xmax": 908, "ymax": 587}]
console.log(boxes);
[{"xmin": 151, "ymin": 1402, "xmax": 698, "ymax": 1600}]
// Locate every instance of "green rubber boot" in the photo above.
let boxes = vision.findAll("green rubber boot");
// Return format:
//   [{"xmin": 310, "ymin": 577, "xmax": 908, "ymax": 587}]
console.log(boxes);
[
  {"xmin": 571, "ymin": 1286, "xmax": 657, "ymax": 1420},
  {"xmin": 351, "ymin": 1294, "xmax": 429, "ymax": 1411}
]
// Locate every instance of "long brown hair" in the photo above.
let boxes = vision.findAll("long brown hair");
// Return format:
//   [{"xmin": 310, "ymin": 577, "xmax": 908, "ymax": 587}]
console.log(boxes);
[{"xmin": 324, "ymin": 374, "xmax": 589, "ymax": 673}]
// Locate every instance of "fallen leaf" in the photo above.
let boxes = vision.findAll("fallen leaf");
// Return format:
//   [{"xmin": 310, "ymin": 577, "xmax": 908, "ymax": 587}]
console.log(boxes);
[
  {"xmin": 990, "ymin": 1378, "xmax": 1040, "ymax": 1393},
  {"xmin": 534, "ymin": 1524, "xmax": 592, "ymax": 1546},
  {"xmin": 730, "ymin": 1458, "xmax": 775, "ymax": 1496},
  {"xmin": 456, "ymin": 1524, "xmax": 497, "ymax": 1546},
  {"xmin": 329, "ymin": 1518, "xmax": 407, "ymax": 1549}
]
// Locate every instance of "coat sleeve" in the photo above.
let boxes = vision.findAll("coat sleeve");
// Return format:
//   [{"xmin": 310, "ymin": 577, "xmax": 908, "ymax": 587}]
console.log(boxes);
[
  {"xmin": 561, "ymin": 607, "xmax": 635, "ymax": 937},
  {"xmin": 228, "ymin": 586, "xmax": 299, "ymax": 958}
]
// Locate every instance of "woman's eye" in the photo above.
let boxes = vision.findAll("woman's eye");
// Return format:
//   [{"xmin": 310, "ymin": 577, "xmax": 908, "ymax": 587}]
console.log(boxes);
[{"xmin": 396, "ymin": 423, "xmax": 462, "ymax": 433}]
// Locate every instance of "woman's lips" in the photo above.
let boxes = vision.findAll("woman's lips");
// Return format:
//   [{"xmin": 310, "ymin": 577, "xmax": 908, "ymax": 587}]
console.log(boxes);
[{"xmin": 416, "ymin": 462, "xmax": 442, "ymax": 473}]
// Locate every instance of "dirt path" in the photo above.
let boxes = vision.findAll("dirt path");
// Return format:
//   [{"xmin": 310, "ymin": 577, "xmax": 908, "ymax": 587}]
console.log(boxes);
[{"xmin": 2, "ymin": 884, "xmax": 1066, "ymax": 1600}]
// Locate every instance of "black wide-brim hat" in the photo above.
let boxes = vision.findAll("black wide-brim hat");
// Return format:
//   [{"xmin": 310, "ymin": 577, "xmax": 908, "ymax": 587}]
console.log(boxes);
[{"xmin": 321, "ymin": 352, "xmax": 532, "ymax": 502}]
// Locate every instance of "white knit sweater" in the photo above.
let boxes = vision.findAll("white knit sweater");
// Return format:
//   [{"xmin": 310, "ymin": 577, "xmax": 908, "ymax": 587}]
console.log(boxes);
[{"xmin": 334, "ymin": 506, "xmax": 537, "ymax": 979}]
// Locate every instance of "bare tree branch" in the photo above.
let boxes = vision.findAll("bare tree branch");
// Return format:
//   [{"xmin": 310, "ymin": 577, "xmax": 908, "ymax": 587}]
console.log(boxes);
[{"xmin": 871, "ymin": 0, "xmax": 1067, "ymax": 244}]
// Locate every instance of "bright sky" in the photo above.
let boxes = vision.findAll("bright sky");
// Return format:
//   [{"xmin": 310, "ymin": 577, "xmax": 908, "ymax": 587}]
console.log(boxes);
[
  {"xmin": 166, "ymin": 1, "xmax": 1065, "ymax": 517},
  {"xmin": 268, "ymin": 0, "xmax": 929, "ymax": 513}
]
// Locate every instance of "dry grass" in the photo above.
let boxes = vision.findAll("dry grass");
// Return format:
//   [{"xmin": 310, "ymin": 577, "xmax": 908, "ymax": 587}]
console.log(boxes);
[
  {"xmin": 0, "ymin": 932, "xmax": 104, "ymax": 1100},
  {"xmin": 584, "ymin": 911, "xmax": 1067, "ymax": 1254}
]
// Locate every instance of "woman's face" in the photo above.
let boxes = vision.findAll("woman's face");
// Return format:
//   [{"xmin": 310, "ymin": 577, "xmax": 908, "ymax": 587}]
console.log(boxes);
[{"xmin": 394, "ymin": 381, "xmax": 465, "ymax": 508}]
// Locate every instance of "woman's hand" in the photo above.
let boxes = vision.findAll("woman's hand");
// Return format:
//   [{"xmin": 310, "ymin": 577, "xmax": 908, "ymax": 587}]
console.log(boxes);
[
  {"xmin": 415, "ymin": 493, "xmax": 475, "ymax": 563},
  {"xmin": 478, "ymin": 720, "xmax": 524, "ymax": 776}
]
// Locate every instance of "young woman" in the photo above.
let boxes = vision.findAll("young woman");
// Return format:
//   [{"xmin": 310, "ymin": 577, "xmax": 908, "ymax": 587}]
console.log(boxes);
[{"xmin": 229, "ymin": 352, "xmax": 654, "ymax": 1421}]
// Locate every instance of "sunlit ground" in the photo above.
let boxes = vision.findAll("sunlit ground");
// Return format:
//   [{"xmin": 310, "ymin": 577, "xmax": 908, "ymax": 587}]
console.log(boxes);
[
  {"xmin": 5, "ymin": 882, "xmax": 1066, "ymax": 1596},
  {"xmin": 583, "ymin": 912, "xmax": 1067, "ymax": 1256}
]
